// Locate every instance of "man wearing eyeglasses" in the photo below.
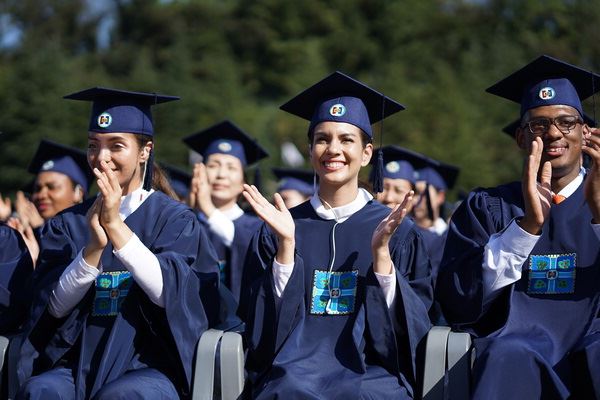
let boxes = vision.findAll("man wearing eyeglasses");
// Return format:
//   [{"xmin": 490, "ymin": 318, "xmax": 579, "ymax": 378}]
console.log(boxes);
[{"xmin": 437, "ymin": 55, "xmax": 600, "ymax": 399}]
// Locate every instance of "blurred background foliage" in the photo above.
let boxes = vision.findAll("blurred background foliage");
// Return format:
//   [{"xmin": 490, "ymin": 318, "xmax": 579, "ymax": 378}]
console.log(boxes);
[{"xmin": 1, "ymin": 0, "xmax": 599, "ymax": 199}]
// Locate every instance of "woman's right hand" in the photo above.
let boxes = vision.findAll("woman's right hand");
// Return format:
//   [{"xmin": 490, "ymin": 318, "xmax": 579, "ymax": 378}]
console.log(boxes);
[
  {"xmin": 188, "ymin": 163, "xmax": 216, "ymax": 216},
  {"xmin": 7, "ymin": 217, "xmax": 40, "ymax": 267},
  {"xmin": 15, "ymin": 191, "xmax": 44, "ymax": 229},
  {"xmin": 243, "ymin": 184, "xmax": 295, "ymax": 264},
  {"xmin": 83, "ymin": 196, "xmax": 108, "ymax": 267}
]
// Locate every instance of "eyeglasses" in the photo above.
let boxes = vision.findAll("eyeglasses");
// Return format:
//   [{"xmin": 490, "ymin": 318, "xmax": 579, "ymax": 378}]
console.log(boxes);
[{"xmin": 522, "ymin": 115, "xmax": 583, "ymax": 135}]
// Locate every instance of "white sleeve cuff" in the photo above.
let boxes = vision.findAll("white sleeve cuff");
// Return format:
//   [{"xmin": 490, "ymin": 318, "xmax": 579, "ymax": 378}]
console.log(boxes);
[
  {"xmin": 113, "ymin": 234, "xmax": 164, "ymax": 307},
  {"xmin": 207, "ymin": 210, "xmax": 235, "ymax": 247},
  {"xmin": 482, "ymin": 219, "xmax": 540, "ymax": 305},
  {"xmin": 375, "ymin": 266, "xmax": 396, "ymax": 308},
  {"xmin": 48, "ymin": 249, "xmax": 101, "ymax": 318},
  {"xmin": 592, "ymin": 221, "xmax": 600, "ymax": 241},
  {"xmin": 272, "ymin": 258, "xmax": 294, "ymax": 298}
]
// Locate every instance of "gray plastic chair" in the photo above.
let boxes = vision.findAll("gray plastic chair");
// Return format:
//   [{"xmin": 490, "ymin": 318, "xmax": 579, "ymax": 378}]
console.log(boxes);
[
  {"xmin": 192, "ymin": 329, "xmax": 245, "ymax": 400},
  {"xmin": 421, "ymin": 326, "xmax": 473, "ymax": 400},
  {"xmin": 0, "ymin": 335, "xmax": 9, "ymax": 395}
]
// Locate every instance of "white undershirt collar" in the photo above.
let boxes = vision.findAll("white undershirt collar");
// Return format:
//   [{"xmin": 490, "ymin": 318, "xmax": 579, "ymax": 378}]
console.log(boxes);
[
  {"xmin": 118, "ymin": 185, "xmax": 154, "ymax": 220},
  {"xmin": 310, "ymin": 188, "xmax": 373, "ymax": 223},
  {"xmin": 554, "ymin": 167, "xmax": 585, "ymax": 198},
  {"xmin": 219, "ymin": 203, "xmax": 245, "ymax": 221}
]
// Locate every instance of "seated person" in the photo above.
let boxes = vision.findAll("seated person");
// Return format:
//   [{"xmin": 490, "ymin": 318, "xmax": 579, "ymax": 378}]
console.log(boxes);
[
  {"xmin": 437, "ymin": 55, "xmax": 600, "ymax": 399},
  {"xmin": 242, "ymin": 71, "xmax": 432, "ymax": 399}
]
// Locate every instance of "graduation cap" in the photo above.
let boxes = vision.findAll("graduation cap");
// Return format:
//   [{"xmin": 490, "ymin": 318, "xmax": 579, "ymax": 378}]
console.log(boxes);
[
  {"xmin": 64, "ymin": 87, "xmax": 179, "ymax": 136},
  {"xmin": 160, "ymin": 163, "xmax": 191, "ymax": 200},
  {"xmin": 272, "ymin": 167, "xmax": 314, "ymax": 196},
  {"xmin": 502, "ymin": 112, "xmax": 598, "ymax": 139},
  {"xmin": 64, "ymin": 87, "xmax": 179, "ymax": 190},
  {"xmin": 369, "ymin": 145, "xmax": 428, "ymax": 185},
  {"xmin": 28, "ymin": 139, "xmax": 93, "ymax": 194},
  {"xmin": 280, "ymin": 71, "xmax": 405, "ymax": 192},
  {"xmin": 417, "ymin": 160, "xmax": 460, "ymax": 191},
  {"xmin": 486, "ymin": 55, "xmax": 600, "ymax": 118},
  {"xmin": 182, "ymin": 120, "xmax": 268, "ymax": 167},
  {"xmin": 280, "ymin": 71, "xmax": 405, "ymax": 139}
]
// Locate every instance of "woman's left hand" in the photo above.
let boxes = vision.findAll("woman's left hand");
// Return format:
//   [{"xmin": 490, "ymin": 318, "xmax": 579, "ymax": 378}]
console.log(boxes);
[
  {"xmin": 94, "ymin": 160, "xmax": 123, "ymax": 229},
  {"xmin": 371, "ymin": 191, "xmax": 413, "ymax": 274}
]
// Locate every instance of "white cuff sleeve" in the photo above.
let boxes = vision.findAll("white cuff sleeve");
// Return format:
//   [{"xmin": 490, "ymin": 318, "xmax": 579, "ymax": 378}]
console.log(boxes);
[
  {"xmin": 482, "ymin": 219, "xmax": 540, "ymax": 306},
  {"xmin": 272, "ymin": 258, "xmax": 294, "ymax": 298},
  {"xmin": 592, "ymin": 222, "xmax": 600, "ymax": 241},
  {"xmin": 113, "ymin": 234, "xmax": 164, "ymax": 307},
  {"xmin": 48, "ymin": 250, "xmax": 101, "ymax": 318},
  {"xmin": 375, "ymin": 266, "xmax": 396, "ymax": 308},
  {"xmin": 207, "ymin": 210, "xmax": 235, "ymax": 247}
]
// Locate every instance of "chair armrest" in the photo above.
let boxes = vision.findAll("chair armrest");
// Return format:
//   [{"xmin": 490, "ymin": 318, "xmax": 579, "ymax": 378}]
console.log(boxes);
[
  {"xmin": 192, "ymin": 329, "xmax": 225, "ymax": 400},
  {"xmin": 422, "ymin": 326, "xmax": 450, "ymax": 399},
  {"xmin": 0, "ymin": 335, "xmax": 9, "ymax": 395},
  {"xmin": 446, "ymin": 331, "xmax": 472, "ymax": 400},
  {"xmin": 219, "ymin": 332, "xmax": 244, "ymax": 400}
]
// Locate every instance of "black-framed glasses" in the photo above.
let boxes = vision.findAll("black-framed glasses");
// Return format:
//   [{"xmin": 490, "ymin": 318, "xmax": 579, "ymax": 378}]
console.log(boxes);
[{"xmin": 522, "ymin": 115, "xmax": 583, "ymax": 135}]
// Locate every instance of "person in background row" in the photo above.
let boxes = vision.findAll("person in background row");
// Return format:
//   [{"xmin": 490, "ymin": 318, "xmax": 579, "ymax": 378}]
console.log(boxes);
[
  {"xmin": 413, "ymin": 159, "xmax": 460, "ymax": 236},
  {"xmin": 242, "ymin": 71, "xmax": 432, "ymax": 399},
  {"xmin": 4, "ymin": 140, "xmax": 94, "ymax": 265},
  {"xmin": 17, "ymin": 87, "xmax": 219, "ymax": 400},
  {"xmin": 271, "ymin": 167, "xmax": 314, "ymax": 208},
  {"xmin": 161, "ymin": 163, "xmax": 192, "ymax": 203},
  {"xmin": 372, "ymin": 145, "xmax": 448, "ymax": 324},
  {"xmin": 437, "ymin": 55, "xmax": 600, "ymax": 399},
  {"xmin": 183, "ymin": 120, "xmax": 268, "ymax": 304}
]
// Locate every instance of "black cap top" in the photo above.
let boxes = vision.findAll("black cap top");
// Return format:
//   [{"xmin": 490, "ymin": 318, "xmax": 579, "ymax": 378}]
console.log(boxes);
[{"xmin": 280, "ymin": 71, "xmax": 405, "ymax": 138}]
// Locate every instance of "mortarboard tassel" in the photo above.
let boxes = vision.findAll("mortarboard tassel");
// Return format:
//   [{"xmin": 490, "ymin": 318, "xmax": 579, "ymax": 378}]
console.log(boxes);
[
  {"xmin": 143, "ymin": 150, "xmax": 154, "ymax": 191},
  {"xmin": 373, "ymin": 149, "xmax": 384, "ymax": 193},
  {"xmin": 372, "ymin": 95, "xmax": 386, "ymax": 194},
  {"xmin": 254, "ymin": 166, "xmax": 262, "ymax": 192}
]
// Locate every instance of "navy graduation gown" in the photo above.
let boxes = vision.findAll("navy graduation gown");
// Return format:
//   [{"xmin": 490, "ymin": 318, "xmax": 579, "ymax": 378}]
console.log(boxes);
[
  {"xmin": 0, "ymin": 224, "xmax": 34, "ymax": 334},
  {"xmin": 17, "ymin": 192, "xmax": 219, "ymax": 399},
  {"xmin": 437, "ymin": 180, "xmax": 600, "ymax": 398},
  {"xmin": 244, "ymin": 200, "xmax": 432, "ymax": 399},
  {"xmin": 199, "ymin": 212, "xmax": 262, "ymax": 302},
  {"xmin": 416, "ymin": 226, "xmax": 447, "ymax": 325}
]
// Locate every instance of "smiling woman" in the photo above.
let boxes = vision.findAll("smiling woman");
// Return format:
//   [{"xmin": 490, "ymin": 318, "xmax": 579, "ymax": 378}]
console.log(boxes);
[
  {"xmin": 182, "ymin": 120, "xmax": 269, "ymax": 303},
  {"xmin": 16, "ymin": 87, "xmax": 220, "ymax": 400},
  {"xmin": 241, "ymin": 71, "xmax": 433, "ymax": 399}
]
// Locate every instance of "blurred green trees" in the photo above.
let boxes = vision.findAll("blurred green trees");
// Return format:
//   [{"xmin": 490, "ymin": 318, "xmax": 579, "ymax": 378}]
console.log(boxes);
[{"xmin": 1, "ymin": 0, "xmax": 599, "ymax": 199}]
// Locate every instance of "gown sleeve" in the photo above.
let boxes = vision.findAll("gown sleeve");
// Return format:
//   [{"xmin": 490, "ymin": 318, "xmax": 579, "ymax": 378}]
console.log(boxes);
[
  {"xmin": 0, "ymin": 224, "xmax": 34, "ymax": 334},
  {"xmin": 435, "ymin": 187, "xmax": 521, "ymax": 336}
]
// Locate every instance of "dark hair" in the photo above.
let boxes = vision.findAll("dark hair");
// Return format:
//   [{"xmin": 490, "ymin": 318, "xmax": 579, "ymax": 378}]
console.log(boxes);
[{"xmin": 136, "ymin": 135, "xmax": 179, "ymax": 201}]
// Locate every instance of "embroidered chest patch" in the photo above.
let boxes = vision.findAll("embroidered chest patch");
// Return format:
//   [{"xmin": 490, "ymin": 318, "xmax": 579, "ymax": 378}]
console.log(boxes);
[
  {"xmin": 92, "ymin": 271, "xmax": 133, "ymax": 316},
  {"xmin": 527, "ymin": 253, "xmax": 576, "ymax": 295},
  {"xmin": 310, "ymin": 269, "xmax": 358, "ymax": 315}
]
